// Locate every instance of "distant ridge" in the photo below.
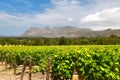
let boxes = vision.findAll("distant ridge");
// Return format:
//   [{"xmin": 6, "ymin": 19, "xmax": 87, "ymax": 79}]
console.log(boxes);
[{"xmin": 22, "ymin": 26, "xmax": 120, "ymax": 37}]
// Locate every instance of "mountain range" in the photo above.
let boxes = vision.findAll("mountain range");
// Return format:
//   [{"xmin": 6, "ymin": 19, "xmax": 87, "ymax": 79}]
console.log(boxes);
[{"xmin": 22, "ymin": 26, "xmax": 120, "ymax": 37}]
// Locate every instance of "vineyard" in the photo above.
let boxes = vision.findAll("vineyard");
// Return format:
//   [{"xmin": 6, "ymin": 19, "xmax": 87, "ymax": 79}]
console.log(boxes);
[{"xmin": 0, "ymin": 45, "xmax": 120, "ymax": 80}]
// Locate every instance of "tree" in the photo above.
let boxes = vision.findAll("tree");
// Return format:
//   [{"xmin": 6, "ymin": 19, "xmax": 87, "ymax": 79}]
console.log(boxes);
[{"xmin": 59, "ymin": 36, "xmax": 66, "ymax": 45}]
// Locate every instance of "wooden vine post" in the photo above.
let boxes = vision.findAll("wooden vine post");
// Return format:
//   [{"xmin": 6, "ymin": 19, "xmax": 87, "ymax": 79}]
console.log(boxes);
[
  {"xmin": 29, "ymin": 56, "xmax": 32, "ymax": 80},
  {"xmin": 1, "ymin": 54, "xmax": 4, "ymax": 65},
  {"xmin": 72, "ymin": 67, "xmax": 82, "ymax": 80},
  {"xmin": 14, "ymin": 53, "xmax": 17, "ymax": 75},
  {"xmin": 46, "ymin": 58, "xmax": 51, "ymax": 80},
  {"xmin": 21, "ymin": 56, "xmax": 27, "ymax": 80},
  {"xmin": 9, "ymin": 55, "xmax": 12, "ymax": 69},
  {"xmin": 14, "ymin": 63, "xmax": 17, "ymax": 75},
  {"xmin": 5, "ymin": 57, "xmax": 7, "ymax": 69}
]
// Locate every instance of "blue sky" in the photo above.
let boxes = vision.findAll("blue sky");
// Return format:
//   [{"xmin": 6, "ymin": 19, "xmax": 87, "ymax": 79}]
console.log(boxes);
[
  {"xmin": 0, "ymin": 0, "xmax": 120, "ymax": 36},
  {"xmin": 0, "ymin": 0, "xmax": 51, "ymax": 13}
]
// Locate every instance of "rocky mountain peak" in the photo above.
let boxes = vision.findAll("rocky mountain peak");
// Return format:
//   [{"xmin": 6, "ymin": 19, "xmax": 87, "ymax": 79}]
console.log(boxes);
[{"xmin": 22, "ymin": 26, "xmax": 120, "ymax": 37}]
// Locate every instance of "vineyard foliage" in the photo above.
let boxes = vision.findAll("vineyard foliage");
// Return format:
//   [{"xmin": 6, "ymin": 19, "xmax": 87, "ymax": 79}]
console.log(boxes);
[
  {"xmin": 0, "ymin": 45, "xmax": 120, "ymax": 80},
  {"xmin": 0, "ymin": 46, "xmax": 56, "ymax": 71}
]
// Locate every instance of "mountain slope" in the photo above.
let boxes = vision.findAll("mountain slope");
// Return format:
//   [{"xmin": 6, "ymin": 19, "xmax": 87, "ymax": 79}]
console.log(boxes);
[{"xmin": 22, "ymin": 26, "xmax": 120, "ymax": 37}]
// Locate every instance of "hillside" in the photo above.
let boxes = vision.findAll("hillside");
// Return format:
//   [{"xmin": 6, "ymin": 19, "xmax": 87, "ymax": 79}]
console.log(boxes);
[{"xmin": 22, "ymin": 26, "xmax": 120, "ymax": 37}]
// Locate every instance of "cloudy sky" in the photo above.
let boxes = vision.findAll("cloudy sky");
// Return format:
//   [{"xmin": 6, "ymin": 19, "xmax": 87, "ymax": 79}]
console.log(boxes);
[{"xmin": 0, "ymin": 0, "xmax": 120, "ymax": 36}]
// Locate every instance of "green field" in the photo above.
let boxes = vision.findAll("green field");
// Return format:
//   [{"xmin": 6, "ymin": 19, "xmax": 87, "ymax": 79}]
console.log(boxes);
[{"xmin": 0, "ymin": 45, "xmax": 120, "ymax": 80}]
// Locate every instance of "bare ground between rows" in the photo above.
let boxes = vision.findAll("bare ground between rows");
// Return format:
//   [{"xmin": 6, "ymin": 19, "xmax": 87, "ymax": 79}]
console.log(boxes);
[{"xmin": 0, "ymin": 62, "xmax": 46, "ymax": 80}]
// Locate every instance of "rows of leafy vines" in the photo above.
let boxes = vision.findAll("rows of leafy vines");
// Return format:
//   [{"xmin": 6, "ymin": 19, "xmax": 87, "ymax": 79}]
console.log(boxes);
[
  {"xmin": 0, "ymin": 45, "xmax": 120, "ymax": 80},
  {"xmin": 51, "ymin": 46, "xmax": 120, "ymax": 80},
  {"xmin": 0, "ymin": 46, "xmax": 56, "ymax": 72}
]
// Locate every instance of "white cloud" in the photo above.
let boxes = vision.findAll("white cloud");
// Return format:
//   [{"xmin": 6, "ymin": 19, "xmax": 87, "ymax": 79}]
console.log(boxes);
[
  {"xmin": 0, "ymin": 0, "xmax": 83, "ymax": 28},
  {"xmin": 67, "ymin": 18, "xmax": 74, "ymax": 22},
  {"xmin": 1, "ymin": 0, "xmax": 120, "ymax": 33},
  {"xmin": 51, "ymin": 0, "xmax": 80, "ymax": 5},
  {"xmin": 81, "ymin": 7, "xmax": 120, "ymax": 30},
  {"xmin": 81, "ymin": 12, "xmax": 105, "ymax": 22}
]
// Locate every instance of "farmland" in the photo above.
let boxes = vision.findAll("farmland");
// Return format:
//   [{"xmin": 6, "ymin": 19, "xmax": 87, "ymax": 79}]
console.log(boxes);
[{"xmin": 0, "ymin": 45, "xmax": 120, "ymax": 80}]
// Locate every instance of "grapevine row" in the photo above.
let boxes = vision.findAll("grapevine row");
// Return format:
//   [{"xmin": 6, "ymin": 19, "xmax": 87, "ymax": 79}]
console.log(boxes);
[{"xmin": 0, "ymin": 45, "xmax": 120, "ymax": 80}]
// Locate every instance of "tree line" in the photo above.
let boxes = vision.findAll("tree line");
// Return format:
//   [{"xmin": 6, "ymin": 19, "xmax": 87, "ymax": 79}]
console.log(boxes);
[{"xmin": 0, "ymin": 35, "xmax": 120, "ymax": 45}]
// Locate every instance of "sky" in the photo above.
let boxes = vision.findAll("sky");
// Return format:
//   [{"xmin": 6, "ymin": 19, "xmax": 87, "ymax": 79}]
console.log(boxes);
[{"xmin": 0, "ymin": 0, "xmax": 120, "ymax": 36}]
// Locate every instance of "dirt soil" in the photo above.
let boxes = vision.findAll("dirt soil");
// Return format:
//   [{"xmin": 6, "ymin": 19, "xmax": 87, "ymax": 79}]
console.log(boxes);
[{"xmin": 0, "ymin": 62, "xmax": 46, "ymax": 80}]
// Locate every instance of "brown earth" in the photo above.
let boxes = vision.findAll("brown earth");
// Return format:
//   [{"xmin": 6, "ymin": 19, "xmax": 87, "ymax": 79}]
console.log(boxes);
[{"xmin": 0, "ymin": 62, "xmax": 46, "ymax": 80}]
